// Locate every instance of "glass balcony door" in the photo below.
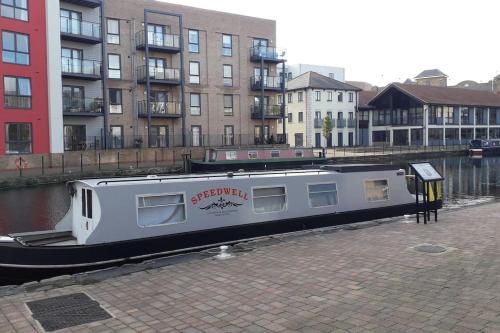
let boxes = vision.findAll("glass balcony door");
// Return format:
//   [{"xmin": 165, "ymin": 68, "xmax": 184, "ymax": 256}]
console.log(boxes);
[
  {"xmin": 62, "ymin": 86, "xmax": 84, "ymax": 112},
  {"xmin": 147, "ymin": 24, "xmax": 167, "ymax": 46},
  {"xmin": 150, "ymin": 91, "xmax": 168, "ymax": 114},
  {"xmin": 149, "ymin": 58, "xmax": 166, "ymax": 79},
  {"xmin": 150, "ymin": 125, "xmax": 168, "ymax": 148},
  {"xmin": 61, "ymin": 48, "xmax": 83, "ymax": 73},
  {"xmin": 60, "ymin": 9, "xmax": 82, "ymax": 35}
]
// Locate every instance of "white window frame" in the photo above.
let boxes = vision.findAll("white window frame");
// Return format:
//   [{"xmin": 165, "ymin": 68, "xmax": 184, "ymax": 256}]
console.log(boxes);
[
  {"xmin": 136, "ymin": 192, "xmax": 187, "ymax": 228},
  {"xmin": 364, "ymin": 179, "xmax": 390, "ymax": 202},
  {"xmin": 251, "ymin": 185, "xmax": 288, "ymax": 214},
  {"xmin": 307, "ymin": 182, "xmax": 339, "ymax": 208}
]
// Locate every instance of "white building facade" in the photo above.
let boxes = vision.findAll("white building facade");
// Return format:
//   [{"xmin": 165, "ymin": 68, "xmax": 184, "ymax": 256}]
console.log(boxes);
[
  {"xmin": 278, "ymin": 72, "xmax": 360, "ymax": 148},
  {"xmin": 281, "ymin": 64, "xmax": 345, "ymax": 82}
]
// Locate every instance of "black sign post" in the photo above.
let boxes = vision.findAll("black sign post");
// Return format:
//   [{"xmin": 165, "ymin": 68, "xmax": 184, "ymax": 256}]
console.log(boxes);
[{"xmin": 409, "ymin": 162, "xmax": 444, "ymax": 224}]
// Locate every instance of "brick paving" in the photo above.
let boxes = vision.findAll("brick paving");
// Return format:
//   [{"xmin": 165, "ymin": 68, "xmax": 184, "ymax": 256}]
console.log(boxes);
[{"xmin": 1, "ymin": 202, "xmax": 500, "ymax": 332}]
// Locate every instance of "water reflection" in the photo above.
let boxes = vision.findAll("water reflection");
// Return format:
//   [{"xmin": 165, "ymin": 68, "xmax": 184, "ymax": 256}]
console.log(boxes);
[{"xmin": 0, "ymin": 155, "xmax": 500, "ymax": 234}]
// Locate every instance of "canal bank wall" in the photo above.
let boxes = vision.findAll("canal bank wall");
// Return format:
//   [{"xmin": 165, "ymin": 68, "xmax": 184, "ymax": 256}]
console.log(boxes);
[{"xmin": 0, "ymin": 146, "xmax": 467, "ymax": 190}]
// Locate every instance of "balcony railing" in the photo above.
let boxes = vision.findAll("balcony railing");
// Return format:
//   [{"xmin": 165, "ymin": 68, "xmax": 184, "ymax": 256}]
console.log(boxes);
[
  {"xmin": 348, "ymin": 118, "xmax": 357, "ymax": 128},
  {"xmin": 337, "ymin": 118, "xmax": 346, "ymax": 128},
  {"xmin": 250, "ymin": 105, "xmax": 282, "ymax": 119},
  {"xmin": 60, "ymin": 17, "xmax": 101, "ymax": 42},
  {"xmin": 137, "ymin": 100, "xmax": 181, "ymax": 117},
  {"xmin": 249, "ymin": 46, "xmax": 286, "ymax": 63},
  {"xmin": 4, "ymin": 95, "xmax": 31, "ymax": 109},
  {"xmin": 137, "ymin": 66, "xmax": 181, "ymax": 84},
  {"xmin": 135, "ymin": 31, "xmax": 180, "ymax": 52},
  {"xmin": 250, "ymin": 76, "xmax": 284, "ymax": 91},
  {"xmin": 429, "ymin": 117, "xmax": 444, "ymax": 125},
  {"xmin": 314, "ymin": 118, "xmax": 323, "ymax": 128},
  {"xmin": 61, "ymin": 57, "xmax": 101, "ymax": 79},
  {"xmin": 63, "ymin": 97, "xmax": 103, "ymax": 115},
  {"xmin": 61, "ymin": 0, "xmax": 102, "ymax": 8},
  {"xmin": 461, "ymin": 117, "xmax": 474, "ymax": 125}
]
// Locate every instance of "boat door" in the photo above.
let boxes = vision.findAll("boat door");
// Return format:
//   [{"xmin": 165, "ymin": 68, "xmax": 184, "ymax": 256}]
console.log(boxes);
[{"xmin": 80, "ymin": 188, "xmax": 94, "ymax": 232}]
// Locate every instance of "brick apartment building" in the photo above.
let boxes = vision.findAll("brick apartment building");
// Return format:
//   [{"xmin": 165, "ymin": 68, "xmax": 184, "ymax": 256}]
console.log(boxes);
[
  {"xmin": 0, "ymin": 0, "xmax": 51, "ymax": 155},
  {"xmin": 1, "ymin": 0, "xmax": 286, "ymax": 156}
]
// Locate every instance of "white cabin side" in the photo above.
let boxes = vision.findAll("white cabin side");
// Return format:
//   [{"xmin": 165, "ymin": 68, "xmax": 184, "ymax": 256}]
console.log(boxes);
[{"xmin": 68, "ymin": 169, "xmax": 414, "ymax": 245}]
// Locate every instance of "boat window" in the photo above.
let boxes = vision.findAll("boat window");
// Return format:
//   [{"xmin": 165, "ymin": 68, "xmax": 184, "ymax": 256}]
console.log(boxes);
[
  {"xmin": 137, "ymin": 193, "xmax": 186, "ymax": 227},
  {"xmin": 86, "ymin": 189, "xmax": 93, "ymax": 219},
  {"xmin": 248, "ymin": 151, "xmax": 257, "ymax": 159},
  {"xmin": 253, "ymin": 186, "xmax": 287, "ymax": 213},
  {"xmin": 295, "ymin": 150, "xmax": 303, "ymax": 157},
  {"xmin": 81, "ymin": 189, "xmax": 86, "ymax": 217},
  {"xmin": 364, "ymin": 180, "xmax": 389, "ymax": 201},
  {"xmin": 271, "ymin": 150, "xmax": 280, "ymax": 158},
  {"xmin": 308, "ymin": 183, "xmax": 338, "ymax": 208},
  {"xmin": 226, "ymin": 151, "xmax": 237, "ymax": 160}
]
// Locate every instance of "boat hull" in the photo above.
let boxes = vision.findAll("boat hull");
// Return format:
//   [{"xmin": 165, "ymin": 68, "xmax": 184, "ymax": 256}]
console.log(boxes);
[{"xmin": 0, "ymin": 201, "xmax": 441, "ymax": 285}]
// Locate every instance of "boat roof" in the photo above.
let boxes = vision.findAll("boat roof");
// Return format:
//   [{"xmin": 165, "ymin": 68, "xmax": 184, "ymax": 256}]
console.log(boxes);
[{"xmin": 75, "ymin": 164, "xmax": 401, "ymax": 188}]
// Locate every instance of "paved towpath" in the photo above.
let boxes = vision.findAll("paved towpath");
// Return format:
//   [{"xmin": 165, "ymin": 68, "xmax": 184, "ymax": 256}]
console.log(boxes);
[{"xmin": 1, "ymin": 202, "xmax": 500, "ymax": 332}]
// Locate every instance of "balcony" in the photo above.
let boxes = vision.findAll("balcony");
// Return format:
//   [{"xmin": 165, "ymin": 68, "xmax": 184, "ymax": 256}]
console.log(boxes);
[
  {"xmin": 314, "ymin": 118, "xmax": 323, "ymax": 128},
  {"xmin": 137, "ymin": 66, "xmax": 181, "ymax": 85},
  {"xmin": 428, "ymin": 118, "xmax": 444, "ymax": 125},
  {"xmin": 60, "ymin": 0, "xmax": 101, "ymax": 8},
  {"xmin": 63, "ymin": 97, "xmax": 103, "ymax": 116},
  {"xmin": 250, "ymin": 105, "xmax": 282, "ymax": 119},
  {"xmin": 348, "ymin": 118, "xmax": 357, "ymax": 128},
  {"xmin": 337, "ymin": 118, "xmax": 346, "ymax": 128},
  {"xmin": 138, "ymin": 101, "xmax": 181, "ymax": 118},
  {"xmin": 61, "ymin": 57, "xmax": 101, "ymax": 80},
  {"xmin": 3, "ymin": 95, "xmax": 31, "ymax": 109},
  {"xmin": 135, "ymin": 31, "xmax": 180, "ymax": 53},
  {"xmin": 250, "ymin": 76, "xmax": 285, "ymax": 92},
  {"xmin": 60, "ymin": 17, "xmax": 102, "ymax": 44},
  {"xmin": 249, "ymin": 46, "xmax": 286, "ymax": 63}
]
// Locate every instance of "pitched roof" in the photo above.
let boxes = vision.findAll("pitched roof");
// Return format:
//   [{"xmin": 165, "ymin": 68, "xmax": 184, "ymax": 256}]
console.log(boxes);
[
  {"xmin": 415, "ymin": 69, "xmax": 448, "ymax": 79},
  {"xmin": 370, "ymin": 83, "xmax": 500, "ymax": 108},
  {"xmin": 359, "ymin": 90, "xmax": 378, "ymax": 109},
  {"xmin": 287, "ymin": 71, "xmax": 361, "ymax": 92}
]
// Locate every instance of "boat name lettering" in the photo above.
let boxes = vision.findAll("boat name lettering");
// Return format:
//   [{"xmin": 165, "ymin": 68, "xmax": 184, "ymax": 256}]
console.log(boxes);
[{"xmin": 191, "ymin": 188, "xmax": 249, "ymax": 205}]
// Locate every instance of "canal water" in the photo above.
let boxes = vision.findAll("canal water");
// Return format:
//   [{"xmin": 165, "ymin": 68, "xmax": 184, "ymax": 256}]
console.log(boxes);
[{"xmin": 0, "ymin": 155, "xmax": 499, "ymax": 234}]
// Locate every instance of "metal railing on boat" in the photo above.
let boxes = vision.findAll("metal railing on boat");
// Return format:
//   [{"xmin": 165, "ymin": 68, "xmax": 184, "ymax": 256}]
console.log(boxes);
[{"xmin": 95, "ymin": 169, "xmax": 330, "ymax": 185}]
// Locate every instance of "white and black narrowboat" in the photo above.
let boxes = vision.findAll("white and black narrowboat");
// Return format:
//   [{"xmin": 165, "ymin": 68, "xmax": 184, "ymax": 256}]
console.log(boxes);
[{"xmin": 0, "ymin": 164, "xmax": 442, "ymax": 284}]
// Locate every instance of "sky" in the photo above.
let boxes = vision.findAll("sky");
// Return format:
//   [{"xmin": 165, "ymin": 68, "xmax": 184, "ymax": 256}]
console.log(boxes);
[{"xmin": 158, "ymin": 0, "xmax": 500, "ymax": 87}]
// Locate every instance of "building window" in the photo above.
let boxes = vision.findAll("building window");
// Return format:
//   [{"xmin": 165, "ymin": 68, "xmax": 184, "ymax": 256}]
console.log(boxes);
[
  {"xmin": 329, "ymin": 73, "xmax": 335, "ymax": 79},
  {"xmin": 110, "ymin": 126, "xmax": 123, "ymax": 149},
  {"xmin": 109, "ymin": 89, "xmax": 122, "ymax": 114},
  {"xmin": 188, "ymin": 29, "xmax": 199, "ymax": 53},
  {"xmin": 5, "ymin": 122, "xmax": 31, "ymax": 154},
  {"xmin": 315, "ymin": 91, "xmax": 321, "ymax": 101},
  {"xmin": 298, "ymin": 112, "xmax": 304, "ymax": 122},
  {"xmin": 108, "ymin": 54, "xmax": 121, "ymax": 79},
  {"xmin": 278, "ymin": 94, "xmax": 282, "ymax": 105},
  {"xmin": 327, "ymin": 91, "xmax": 333, "ymax": 101},
  {"xmin": 1, "ymin": 0, "xmax": 28, "ymax": 21},
  {"xmin": 295, "ymin": 133, "xmax": 303, "ymax": 147},
  {"xmin": 288, "ymin": 112, "xmax": 292, "ymax": 123},
  {"xmin": 287, "ymin": 93, "xmax": 292, "ymax": 103},
  {"xmin": 189, "ymin": 61, "xmax": 200, "ymax": 84},
  {"xmin": 191, "ymin": 125, "xmax": 201, "ymax": 147},
  {"xmin": 107, "ymin": 19, "xmax": 120, "ymax": 44},
  {"xmin": 222, "ymin": 34, "xmax": 232, "ymax": 56},
  {"xmin": 223, "ymin": 64, "xmax": 233, "ymax": 86},
  {"xmin": 308, "ymin": 183, "xmax": 338, "ymax": 208},
  {"xmin": 224, "ymin": 94, "xmax": 233, "ymax": 115},
  {"xmin": 190, "ymin": 93, "xmax": 201, "ymax": 115},
  {"xmin": 2, "ymin": 31, "xmax": 29, "ymax": 65},
  {"xmin": 287, "ymin": 72, "xmax": 292, "ymax": 80},
  {"xmin": 252, "ymin": 186, "xmax": 287, "ymax": 214},
  {"xmin": 298, "ymin": 91, "xmax": 303, "ymax": 102},
  {"xmin": 3, "ymin": 76, "xmax": 31, "ymax": 108},
  {"xmin": 137, "ymin": 193, "xmax": 186, "ymax": 227},
  {"xmin": 224, "ymin": 125, "xmax": 234, "ymax": 146},
  {"xmin": 348, "ymin": 92, "xmax": 354, "ymax": 102},
  {"xmin": 338, "ymin": 92, "xmax": 343, "ymax": 102},
  {"xmin": 365, "ymin": 180, "xmax": 389, "ymax": 201}
]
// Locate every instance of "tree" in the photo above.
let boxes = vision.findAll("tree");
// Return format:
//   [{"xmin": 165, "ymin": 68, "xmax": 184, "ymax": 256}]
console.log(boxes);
[{"xmin": 321, "ymin": 116, "xmax": 333, "ymax": 146}]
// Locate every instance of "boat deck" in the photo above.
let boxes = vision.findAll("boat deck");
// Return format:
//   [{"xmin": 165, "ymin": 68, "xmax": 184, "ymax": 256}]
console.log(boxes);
[{"xmin": 9, "ymin": 231, "xmax": 76, "ymax": 246}]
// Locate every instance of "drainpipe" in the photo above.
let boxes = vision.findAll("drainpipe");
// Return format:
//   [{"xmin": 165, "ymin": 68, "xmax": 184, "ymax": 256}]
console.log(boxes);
[
  {"xmin": 281, "ymin": 61, "xmax": 286, "ymax": 144},
  {"xmin": 100, "ymin": 1, "xmax": 108, "ymax": 149},
  {"xmin": 260, "ymin": 57, "xmax": 265, "ymax": 144}
]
